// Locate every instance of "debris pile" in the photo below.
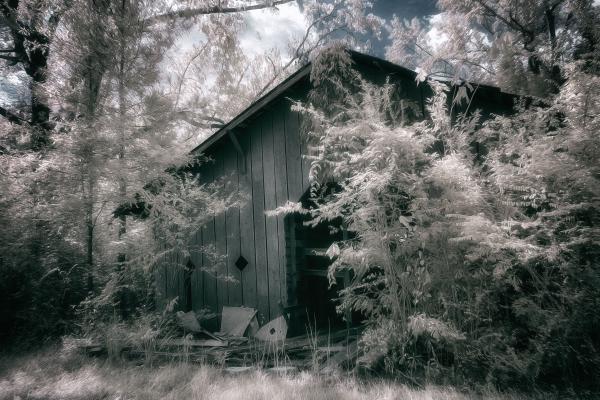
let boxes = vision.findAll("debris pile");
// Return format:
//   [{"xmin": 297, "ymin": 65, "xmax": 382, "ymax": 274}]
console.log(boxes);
[{"xmin": 75, "ymin": 306, "xmax": 360, "ymax": 373}]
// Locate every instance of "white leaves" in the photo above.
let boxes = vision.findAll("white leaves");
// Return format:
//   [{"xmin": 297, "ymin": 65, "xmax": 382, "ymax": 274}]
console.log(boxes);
[
  {"xmin": 453, "ymin": 85, "xmax": 468, "ymax": 106},
  {"xmin": 426, "ymin": 153, "xmax": 483, "ymax": 210},
  {"xmin": 326, "ymin": 242, "xmax": 340, "ymax": 259},
  {"xmin": 407, "ymin": 313, "xmax": 466, "ymax": 341},
  {"xmin": 264, "ymin": 201, "xmax": 308, "ymax": 217}
]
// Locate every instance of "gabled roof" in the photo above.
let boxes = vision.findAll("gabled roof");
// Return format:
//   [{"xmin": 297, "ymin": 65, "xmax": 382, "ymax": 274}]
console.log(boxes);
[
  {"xmin": 190, "ymin": 50, "xmax": 419, "ymax": 155},
  {"xmin": 190, "ymin": 60, "xmax": 311, "ymax": 155},
  {"xmin": 190, "ymin": 50, "xmax": 511, "ymax": 155}
]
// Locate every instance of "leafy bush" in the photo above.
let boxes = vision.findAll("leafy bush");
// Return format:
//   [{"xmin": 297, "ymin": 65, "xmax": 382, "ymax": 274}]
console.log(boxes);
[
  {"xmin": 299, "ymin": 48, "xmax": 600, "ymax": 390},
  {"xmin": 0, "ymin": 220, "xmax": 88, "ymax": 348}
]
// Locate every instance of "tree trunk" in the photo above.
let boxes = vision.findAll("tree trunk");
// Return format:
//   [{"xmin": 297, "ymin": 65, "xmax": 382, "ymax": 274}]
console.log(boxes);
[
  {"xmin": 81, "ymin": 30, "xmax": 106, "ymax": 293},
  {"xmin": 86, "ymin": 197, "xmax": 94, "ymax": 292},
  {"xmin": 116, "ymin": 16, "xmax": 129, "ymax": 319},
  {"xmin": 0, "ymin": 1, "xmax": 54, "ymax": 149}
]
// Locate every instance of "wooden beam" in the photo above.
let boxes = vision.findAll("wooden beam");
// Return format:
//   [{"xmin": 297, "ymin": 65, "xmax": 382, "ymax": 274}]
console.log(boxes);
[
  {"xmin": 191, "ymin": 64, "xmax": 312, "ymax": 155},
  {"xmin": 227, "ymin": 130, "xmax": 246, "ymax": 174}
]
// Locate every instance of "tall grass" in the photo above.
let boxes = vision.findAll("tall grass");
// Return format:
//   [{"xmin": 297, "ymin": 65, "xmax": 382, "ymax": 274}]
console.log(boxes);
[{"xmin": 0, "ymin": 346, "xmax": 565, "ymax": 400}]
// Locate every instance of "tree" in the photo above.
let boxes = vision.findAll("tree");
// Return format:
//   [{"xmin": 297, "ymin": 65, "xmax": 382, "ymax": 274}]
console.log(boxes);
[
  {"xmin": 294, "ymin": 36, "xmax": 599, "ymax": 386},
  {"xmin": 387, "ymin": 0, "xmax": 600, "ymax": 96},
  {"xmin": 0, "ymin": 0, "xmax": 68, "ymax": 148},
  {"xmin": 0, "ymin": 0, "xmax": 383, "ymax": 343},
  {"xmin": 0, "ymin": 0, "xmax": 307, "ymax": 149}
]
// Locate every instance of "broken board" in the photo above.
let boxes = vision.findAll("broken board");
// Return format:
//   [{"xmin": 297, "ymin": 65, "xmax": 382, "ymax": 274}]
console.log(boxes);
[
  {"xmin": 254, "ymin": 315, "xmax": 287, "ymax": 342},
  {"xmin": 176, "ymin": 311, "xmax": 222, "ymax": 341},
  {"xmin": 166, "ymin": 338, "xmax": 228, "ymax": 347},
  {"xmin": 217, "ymin": 306, "xmax": 257, "ymax": 337}
]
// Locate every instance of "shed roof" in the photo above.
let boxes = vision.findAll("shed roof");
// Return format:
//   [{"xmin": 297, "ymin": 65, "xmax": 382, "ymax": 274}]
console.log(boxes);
[{"xmin": 190, "ymin": 50, "xmax": 507, "ymax": 155}]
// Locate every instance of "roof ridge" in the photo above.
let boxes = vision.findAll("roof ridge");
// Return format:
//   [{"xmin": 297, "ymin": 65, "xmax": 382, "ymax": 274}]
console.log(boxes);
[{"xmin": 190, "ymin": 49, "xmax": 510, "ymax": 155}]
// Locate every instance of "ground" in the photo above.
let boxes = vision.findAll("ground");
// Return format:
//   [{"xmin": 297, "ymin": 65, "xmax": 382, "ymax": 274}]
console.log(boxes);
[{"xmin": 0, "ymin": 347, "xmax": 565, "ymax": 400}]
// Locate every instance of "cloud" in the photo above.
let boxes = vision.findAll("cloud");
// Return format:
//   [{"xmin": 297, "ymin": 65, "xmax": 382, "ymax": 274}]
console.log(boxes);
[
  {"xmin": 238, "ymin": 2, "xmax": 308, "ymax": 57},
  {"xmin": 173, "ymin": 3, "xmax": 307, "ymax": 58}
]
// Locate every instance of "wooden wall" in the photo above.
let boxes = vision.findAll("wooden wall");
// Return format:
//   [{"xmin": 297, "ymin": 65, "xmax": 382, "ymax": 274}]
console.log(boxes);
[
  {"xmin": 159, "ymin": 95, "xmax": 312, "ymax": 324},
  {"xmin": 156, "ymin": 59, "xmax": 517, "ymax": 325}
]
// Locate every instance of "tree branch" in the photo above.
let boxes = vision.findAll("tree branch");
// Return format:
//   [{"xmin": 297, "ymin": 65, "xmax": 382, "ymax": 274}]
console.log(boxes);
[
  {"xmin": 473, "ymin": 0, "xmax": 532, "ymax": 37},
  {"xmin": 0, "ymin": 4, "xmax": 22, "ymax": 33},
  {"xmin": 0, "ymin": 4, "xmax": 30, "ymax": 68},
  {"xmin": 175, "ymin": 111, "xmax": 225, "ymax": 129},
  {"xmin": 147, "ymin": 0, "xmax": 295, "ymax": 25},
  {"xmin": 254, "ymin": 2, "xmax": 341, "ymax": 98},
  {"xmin": 0, "ymin": 105, "xmax": 26, "ymax": 125},
  {"xmin": 0, "ymin": 54, "xmax": 19, "ymax": 63}
]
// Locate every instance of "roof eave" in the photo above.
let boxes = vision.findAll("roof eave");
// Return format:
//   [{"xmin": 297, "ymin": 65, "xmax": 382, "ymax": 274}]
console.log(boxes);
[{"xmin": 190, "ymin": 62, "xmax": 312, "ymax": 155}]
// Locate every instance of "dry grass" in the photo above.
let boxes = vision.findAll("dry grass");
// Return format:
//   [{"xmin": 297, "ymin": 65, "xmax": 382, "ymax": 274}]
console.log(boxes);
[{"xmin": 0, "ymin": 346, "xmax": 558, "ymax": 400}]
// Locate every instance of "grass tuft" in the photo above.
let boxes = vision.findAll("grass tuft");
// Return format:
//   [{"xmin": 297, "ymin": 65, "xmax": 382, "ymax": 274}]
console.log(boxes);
[{"xmin": 0, "ymin": 346, "xmax": 568, "ymax": 400}]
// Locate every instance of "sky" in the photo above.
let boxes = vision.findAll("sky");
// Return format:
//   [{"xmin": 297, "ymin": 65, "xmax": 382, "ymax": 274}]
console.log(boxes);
[
  {"xmin": 232, "ymin": 0, "xmax": 437, "ymax": 58},
  {"xmin": 174, "ymin": 0, "xmax": 438, "ymax": 60},
  {"xmin": 1, "ymin": 1, "xmax": 439, "ymax": 108}
]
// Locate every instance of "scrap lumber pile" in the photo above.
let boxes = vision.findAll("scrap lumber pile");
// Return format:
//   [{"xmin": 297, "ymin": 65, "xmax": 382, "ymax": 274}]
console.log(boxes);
[{"xmin": 77, "ymin": 306, "xmax": 362, "ymax": 373}]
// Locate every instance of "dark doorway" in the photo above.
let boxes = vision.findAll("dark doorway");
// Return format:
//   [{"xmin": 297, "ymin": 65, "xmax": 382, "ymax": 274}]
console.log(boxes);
[
  {"xmin": 285, "ymin": 210, "xmax": 352, "ymax": 334},
  {"xmin": 184, "ymin": 259, "xmax": 196, "ymax": 312}
]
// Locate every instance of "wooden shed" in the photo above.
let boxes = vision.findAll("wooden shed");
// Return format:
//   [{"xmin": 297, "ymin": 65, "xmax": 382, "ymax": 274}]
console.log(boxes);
[{"xmin": 156, "ymin": 50, "xmax": 516, "ymax": 330}]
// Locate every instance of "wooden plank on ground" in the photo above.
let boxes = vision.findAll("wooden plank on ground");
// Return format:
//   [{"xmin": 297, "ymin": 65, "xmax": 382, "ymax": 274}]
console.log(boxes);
[{"xmin": 165, "ymin": 338, "xmax": 229, "ymax": 348}]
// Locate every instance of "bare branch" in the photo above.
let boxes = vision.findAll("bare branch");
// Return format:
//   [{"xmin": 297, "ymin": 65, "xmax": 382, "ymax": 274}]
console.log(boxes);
[
  {"xmin": 0, "ymin": 105, "xmax": 26, "ymax": 125},
  {"xmin": 0, "ymin": 4, "xmax": 22, "ymax": 32},
  {"xmin": 174, "ymin": 41, "xmax": 211, "ymax": 109},
  {"xmin": 0, "ymin": 54, "xmax": 19, "ymax": 62},
  {"xmin": 254, "ymin": 2, "xmax": 341, "ymax": 98},
  {"xmin": 147, "ymin": 0, "xmax": 295, "ymax": 25},
  {"xmin": 175, "ymin": 111, "xmax": 225, "ymax": 128}
]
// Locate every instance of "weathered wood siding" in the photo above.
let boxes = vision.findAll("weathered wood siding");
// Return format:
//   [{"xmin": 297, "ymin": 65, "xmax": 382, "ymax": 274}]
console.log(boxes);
[
  {"xmin": 160, "ymin": 96, "xmax": 311, "ymax": 323},
  {"xmin": 156, "ymin": 55, "xmax": 517, "ymax": 323}
]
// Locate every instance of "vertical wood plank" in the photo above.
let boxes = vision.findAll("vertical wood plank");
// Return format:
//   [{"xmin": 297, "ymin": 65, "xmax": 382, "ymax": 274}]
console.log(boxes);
[
  {"xmin": 202, "ymin": 221, "xmax": 218, "ymax": 327},
  {"xmin": 238, "ymin": 131, "xmax": 258, "ymax": 311},
  {"xmin": 163, "ymin": 251, "xmax": 171, "ymax": 303},
  {"xmin": 272, "ymin": 100, "xmax": 289, "ymax": 307},
  {"xmin": 262, "ymin": 112, "xmax": 281, "ymax": 319},
  {"xmin": 250, "ymin": 119, "xmax": 270, "ymax": 322},
  {"xmin": 176, "ymin": 250, "xmax": 184, "ymax": 310},
  {"xmin": 154, "ymin": 242, "xmax": 167, "ymax": 311},
  {"xmin": 224, "ymin": 142, "xmax": 243, "ymax": 306},
  {"xmin": 201, "ymin": 160, "xmax": 218, "ymax": 315},
  {"xmin": 165, "ymin": 250, "xmax": 177, "ymax": 304},
  {"xmin": 214, "ymin": 145, "xmax": 228, "ymax": 312},
  {"xmin": 299, "ymin": 109, "xmax": 311, "ymax": 193},
  {"xmin": 191, "ymin": 228, "xmax": 204, "ymax": 310},
  {"xmin": 284, "ymin": 100, "xmax": 304, "ymax": 202},
  {"xmin": 286, "ymin": 215, "xmax": 297, "ymax": 306}
]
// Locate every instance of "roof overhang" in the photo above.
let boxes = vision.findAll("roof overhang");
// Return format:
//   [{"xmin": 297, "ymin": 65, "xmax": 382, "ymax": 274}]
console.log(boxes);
[
  {"xmin": 189, "ymin": 50, "xmax": 512, "ymax": 156},
  {"xmin": 190, "ymin": 61, "xmax": 312, "ymax": 155}
]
